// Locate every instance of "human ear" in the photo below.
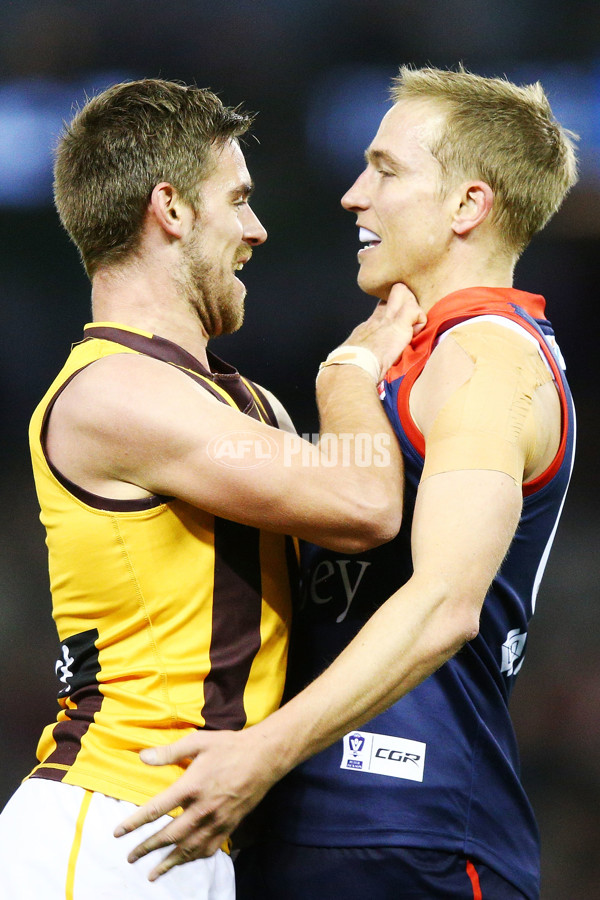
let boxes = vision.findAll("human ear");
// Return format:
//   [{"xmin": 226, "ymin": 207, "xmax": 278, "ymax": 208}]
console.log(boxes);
[
  {"xmin": 148, "ymin": 182, "xmax": 187, "ymax": 238},
  {"xmin": 452, "ymin": 181, "xmax": 494, "ymax": 236}
]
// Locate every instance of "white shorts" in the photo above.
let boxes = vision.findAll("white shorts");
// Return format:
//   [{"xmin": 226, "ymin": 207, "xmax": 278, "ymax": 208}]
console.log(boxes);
[{"xmin": 0, "ymin": 779, "xmax": 235, "ymax": 899}]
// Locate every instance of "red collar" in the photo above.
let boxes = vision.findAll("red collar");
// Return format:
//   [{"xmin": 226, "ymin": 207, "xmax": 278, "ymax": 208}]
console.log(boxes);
[{"xmin": 386, "ymin": 286, "xmax": 547, "ymax": 380}]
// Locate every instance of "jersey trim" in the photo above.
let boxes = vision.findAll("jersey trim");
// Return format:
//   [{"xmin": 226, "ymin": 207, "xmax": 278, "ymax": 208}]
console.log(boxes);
[
  {"xmin": 83, "ymin": 323, "xmax": 260, "ymax": 415},
  {"xmin": 66, "ymin": 789, "xmax": 92, "ymax": 900},
  {"xmin": 466, "ymin": 861, "xmax": 483, "ymax": 900},
  {"xmin": 384, "ymin": 288, "xmax": 570, "ymax": 496}
]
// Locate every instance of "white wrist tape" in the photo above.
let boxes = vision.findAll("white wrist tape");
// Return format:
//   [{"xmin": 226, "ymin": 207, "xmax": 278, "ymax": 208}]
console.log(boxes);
[{"xmin": 317, "ymin": 344, "xmax": 381, "ymax": 383}]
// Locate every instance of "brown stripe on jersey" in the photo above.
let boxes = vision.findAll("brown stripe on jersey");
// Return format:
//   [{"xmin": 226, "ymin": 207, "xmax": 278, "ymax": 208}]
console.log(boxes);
[
  {"xmin": 83, "ymin": 325, "xmax": 212, "ymax": 376},
  {"xmin": 285, "ymin": 534, "xmax": 300, "ymax": 600},
  {"xmin": 171, "ymin": 368, "xmax": 247, "ymax": 407},
  {"xmin": 201, "ymin": 518, "xmax": 263, "ymax": 730},
  {"xmin": 83, "ymin": 324, "xmax": 263, "ymax": 418},
  {"xmin": 243, "ymin": 380, "xmax": 278, "ymax": 427},
  {"xmin": 32, "ymin": 686, "xmax": 104, "ymax": 776},
  {"xmin": 212, "ymin": 375, "xmax": 260, "ymax": 418}
]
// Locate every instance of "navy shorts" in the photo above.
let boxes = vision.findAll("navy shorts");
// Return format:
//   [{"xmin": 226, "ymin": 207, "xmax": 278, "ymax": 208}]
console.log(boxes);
[{"xmin": 235, "ymin": 842, "xmax": 531, "ymax": 900}]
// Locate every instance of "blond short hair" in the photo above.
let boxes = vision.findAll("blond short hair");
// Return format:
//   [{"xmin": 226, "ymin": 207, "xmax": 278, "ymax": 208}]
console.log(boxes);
[
  {"xmin": 391, "ymin": 66, "xmax": 579, "ymax": 254},
  {"xmin": 54, "ymin": 79, "xmax": 253, "ymax": 277}
]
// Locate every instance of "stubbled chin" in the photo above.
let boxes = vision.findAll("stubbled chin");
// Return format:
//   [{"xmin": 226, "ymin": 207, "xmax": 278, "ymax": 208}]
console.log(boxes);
[{"xmin": 233, "ymin": 274, "xmax": 247, "ymax": 297}]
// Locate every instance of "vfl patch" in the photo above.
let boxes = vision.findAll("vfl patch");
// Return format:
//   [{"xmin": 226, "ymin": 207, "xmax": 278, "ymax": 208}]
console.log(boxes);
[
  {"xmin": 341, "ymin": 730, "xmax": 426, "ymax": 782},
  {"xmin": 501, "ymin": 628, "xmax": 527, "ymax": 676}
]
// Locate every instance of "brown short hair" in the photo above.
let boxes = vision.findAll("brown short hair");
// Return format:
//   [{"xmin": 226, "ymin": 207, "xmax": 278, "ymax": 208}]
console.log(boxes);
[
  {"xmin": 54, "ymin": 78, "xmax": 254, "ymax": 276},
  {"xmin": 391, "ymin": 66, "xmax": 579, "ymax": 254}
]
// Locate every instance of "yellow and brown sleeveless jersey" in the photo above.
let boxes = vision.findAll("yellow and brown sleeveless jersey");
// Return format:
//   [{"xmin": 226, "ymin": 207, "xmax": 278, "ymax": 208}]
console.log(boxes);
[{"xmin": 27, "ymin": 323, "xmax": 296, "ymax": 807}]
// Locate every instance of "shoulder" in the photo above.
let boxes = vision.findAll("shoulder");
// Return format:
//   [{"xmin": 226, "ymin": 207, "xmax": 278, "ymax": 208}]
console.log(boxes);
[
  {"xmin": 422, "ymin": 317, "xmax": 550, "ymax": 395},
  {"xmin": 44, "ymin": 349, "xmax": 234, "ymax": 497},
  {"xmin": 438, "ymin": 318, "xmax": 547, "ymax": 370},
  {"xmin": 412, "ymin": 318, "xmax": 552, "ymax": 438},
  {"xmin": 51, "ymin": 351, "xmax": 221, "ymax": 440}
]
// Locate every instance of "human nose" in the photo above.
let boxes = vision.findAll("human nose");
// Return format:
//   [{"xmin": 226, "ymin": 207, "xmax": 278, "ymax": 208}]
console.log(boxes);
[
  {"xmin": 243, "ymin": 205, "xmax": 268, "ymax": 245},
  {"xmin": 341, "ymin": 171, "xmax": 369, "ymax": 212}
]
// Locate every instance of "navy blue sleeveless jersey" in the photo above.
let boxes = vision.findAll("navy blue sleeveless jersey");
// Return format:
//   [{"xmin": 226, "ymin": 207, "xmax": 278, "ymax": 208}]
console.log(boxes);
[{"xmin": 266, "ymin": 288, "xmax": 575, "ymax": 900}]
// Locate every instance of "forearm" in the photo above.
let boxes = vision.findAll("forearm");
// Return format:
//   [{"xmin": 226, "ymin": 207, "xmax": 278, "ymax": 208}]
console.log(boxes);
[
  {"xmin": 245, "ymin": 572, "xmax": 472, "ymax": 783},
  {"xmin": 316, "ymin": 363, "xmax": 399, "ymax": 455},
  {"xmin": 310, "ymin": 363, "xmax": 404, "ymax": 543},
  {"xmin": 306, "ymin": 284, "xmax": 426, "ymax": 543}
]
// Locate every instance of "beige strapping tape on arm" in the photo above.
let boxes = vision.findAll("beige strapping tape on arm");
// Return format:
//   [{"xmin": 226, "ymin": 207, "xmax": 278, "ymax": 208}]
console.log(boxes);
[{"xmin": 421, "ymin": 324, "xmax": 552, "ymax": 485}]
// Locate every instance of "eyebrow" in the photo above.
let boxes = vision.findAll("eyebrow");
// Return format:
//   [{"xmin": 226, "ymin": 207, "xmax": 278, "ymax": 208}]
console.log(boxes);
[
  {"xmin": 364, "ymin": 148, "xmax": 402, "ymax": 171},
  {"xmin": 229, "ymin": 180, "xmax": 255, "ymax": 200}
]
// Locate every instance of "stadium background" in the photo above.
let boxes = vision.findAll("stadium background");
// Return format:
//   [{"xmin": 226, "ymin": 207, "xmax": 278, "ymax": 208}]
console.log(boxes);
[{"xmin": 0, "ymin": 2, "xmax": 598, "ymax": 896}]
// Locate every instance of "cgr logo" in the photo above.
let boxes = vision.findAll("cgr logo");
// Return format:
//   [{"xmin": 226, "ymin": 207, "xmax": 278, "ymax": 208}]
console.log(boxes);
[
  {"xmin": 206, "ymin": 431, "xmax": 279, "ymax": 469},
  {"xmin": 375, "ymin": 748, "xmax": 421, "ymax": 767}
]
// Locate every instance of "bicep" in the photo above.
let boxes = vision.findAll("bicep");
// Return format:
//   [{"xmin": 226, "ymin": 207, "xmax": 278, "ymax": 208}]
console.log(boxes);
[
  {"xmin": 411, "ymin": 469, "xmax": 522, "ymax": 608},
  {"xmin": 49, "ymin": 354, "xmax": 375, "ymax": 544},
  {"xmin": 103, "ymin": 366, "xmax": 323, "ymax": 528},
  {"xmin": 143, "ymin": 399, "xmax": 319, "ymax": 530},
  {"xmin": 48, "ymin": 354, "xmax": 310, "ymax": 518},
  {"xmin": 135, "ymin": 387, "xmax": 395, "ymax": 546}
]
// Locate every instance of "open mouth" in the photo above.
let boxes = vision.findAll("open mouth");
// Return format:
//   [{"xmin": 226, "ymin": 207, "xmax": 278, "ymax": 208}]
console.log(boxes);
[
  {"xmin": 234, "ymin": 257, "xmax": 250, "ymax": 271},
  {"xmin": 359, "ymin": 227, "xmax": 381, "ymax": 250}
]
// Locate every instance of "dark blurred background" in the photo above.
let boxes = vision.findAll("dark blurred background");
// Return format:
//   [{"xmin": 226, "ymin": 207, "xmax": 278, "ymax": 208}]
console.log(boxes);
[{"xmin": 0, "ymin": 2, "xmax": 598, "ymax": 897}]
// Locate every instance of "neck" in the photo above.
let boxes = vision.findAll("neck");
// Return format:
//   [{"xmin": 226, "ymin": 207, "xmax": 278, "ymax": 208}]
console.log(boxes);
[
  {"xmin": 90, "ymin": 260, "xmax": 210, "ymax": 367},
  {"xmin": 412, "ymin": 243, "xmax": 517, "ymax": 314}
]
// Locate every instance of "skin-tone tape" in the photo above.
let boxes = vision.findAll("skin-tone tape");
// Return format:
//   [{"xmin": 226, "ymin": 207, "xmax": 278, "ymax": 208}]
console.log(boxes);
[
  {"xmin": 317, "ymin": 345, "xmax": 380, "ymax": 382},
  {"xmin": 421, "ymin": 323, "xmax": 554, "ymax": 485}
]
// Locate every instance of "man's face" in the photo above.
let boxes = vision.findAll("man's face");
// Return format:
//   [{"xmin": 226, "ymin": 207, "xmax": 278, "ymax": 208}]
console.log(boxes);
[
  {"xmin": 181, "ymin": 139, "xmax": 267, "ymax": 337},
  {"xmin": 341, "ymin": 99, "xmax": 453, "ymax": 300}
]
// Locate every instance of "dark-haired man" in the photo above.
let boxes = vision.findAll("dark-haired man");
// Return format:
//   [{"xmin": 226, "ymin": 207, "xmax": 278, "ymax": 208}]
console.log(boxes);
[{"xmin": 0, "ymin": 78, "xmax": 423, "ymax": 899}]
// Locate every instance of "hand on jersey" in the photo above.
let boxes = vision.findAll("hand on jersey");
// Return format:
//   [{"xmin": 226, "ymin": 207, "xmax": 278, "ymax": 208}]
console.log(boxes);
[
  {"xmin": 342, "ymin": 283, "xmax": 426, "ymax": 380},
  {"xmin": 114, "ymin": 728, "xmax": 273, "ymax": 881}
]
